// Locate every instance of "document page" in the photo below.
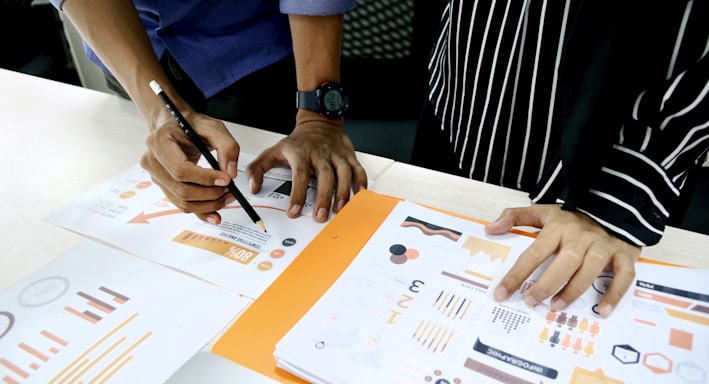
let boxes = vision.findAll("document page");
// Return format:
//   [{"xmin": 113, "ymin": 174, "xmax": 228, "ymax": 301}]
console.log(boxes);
[
  {"xmin": 46, "ymin": 153, "xmax": 328, "ymax": 299},
  {"xmin": 274, "ymin": 200, "xmax": 709, "ymax": 384},
  {"xmin": 0, "ymin": 241, "xmax": 249, "ymax": 384}
]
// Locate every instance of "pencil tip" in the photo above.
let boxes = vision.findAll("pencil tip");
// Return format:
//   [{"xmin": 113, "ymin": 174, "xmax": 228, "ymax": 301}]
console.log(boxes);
[{"xmin": 257, "ymin": 220, "xmax": 267, "ymax": 233}]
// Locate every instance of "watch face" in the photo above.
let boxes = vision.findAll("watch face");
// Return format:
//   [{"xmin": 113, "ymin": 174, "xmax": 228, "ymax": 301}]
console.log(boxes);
[
  {"xmin": 323, "ymin": 90, "xmax": 344, "ymax": 111},
  {"xmin": 313, "ymin": 81, "xmax": 349, "ymax": 119}
]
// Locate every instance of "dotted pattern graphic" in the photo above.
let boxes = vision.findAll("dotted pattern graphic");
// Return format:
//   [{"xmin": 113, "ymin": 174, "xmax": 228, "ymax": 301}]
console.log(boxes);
[
  {"xmin": 342, "ymin": 0, "xmax": 415, "ymax": 59},
  {"xmin": 490, "ymin": 307, "xmax": 531, "ymax": 336}
]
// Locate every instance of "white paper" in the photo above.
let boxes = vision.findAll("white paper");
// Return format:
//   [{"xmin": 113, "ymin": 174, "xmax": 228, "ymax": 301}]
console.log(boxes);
[
  {"xmin": 275, "ymin": 201, "xmax": 709, "ymax": 384},
  {"xmin": 0, "ymin": 241, "xmax": 249, "ymax": 384},
  {"xmin": 46, "ymin": 153, "xmax": 328, "ymax": 299}
]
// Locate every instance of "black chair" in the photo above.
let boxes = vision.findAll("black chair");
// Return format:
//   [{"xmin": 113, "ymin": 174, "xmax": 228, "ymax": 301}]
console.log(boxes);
[{"xmin": 341, "ymin": 0, "xmax": 446, "ymax": 121}]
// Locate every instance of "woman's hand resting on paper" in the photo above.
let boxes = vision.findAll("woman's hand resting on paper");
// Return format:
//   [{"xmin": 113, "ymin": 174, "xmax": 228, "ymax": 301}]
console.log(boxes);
[{"xmin": 485, "ymin": 204, "xmax": 641, "ymax": 317}]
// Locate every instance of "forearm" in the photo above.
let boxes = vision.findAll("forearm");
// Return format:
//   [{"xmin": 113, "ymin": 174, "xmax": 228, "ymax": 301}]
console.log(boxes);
[
  {"xmin": 61, "ymin": 0, "xmax": 184, "ymax": 129},
  {"xmin": 288, "ymin": 14, "xmax": 345, "ymax": 128},
  {"xmin": 568, "ymin": 53, "xmax": 709, "ymax": 246},
  {"xmin": 288, "ymin": 14, "xmax": 343, "ymax": 120}
]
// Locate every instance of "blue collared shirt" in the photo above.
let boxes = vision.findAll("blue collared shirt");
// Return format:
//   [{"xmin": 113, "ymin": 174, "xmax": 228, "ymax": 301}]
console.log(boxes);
[{"xmin": 52, "ymin": 0, "xmax": 355, "ymax": 98}]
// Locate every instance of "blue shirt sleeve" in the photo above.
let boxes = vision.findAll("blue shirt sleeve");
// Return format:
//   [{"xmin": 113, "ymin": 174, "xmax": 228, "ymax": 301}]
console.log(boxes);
[{"xmin": 280, "ymin": 0, "xmax": 355, "ymax": 15}]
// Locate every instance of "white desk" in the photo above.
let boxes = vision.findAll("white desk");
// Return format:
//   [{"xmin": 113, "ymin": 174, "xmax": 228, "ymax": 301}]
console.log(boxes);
[
  {"xmin": 370, "ymin": 162, "xmax": 709, "ymax": 269},
  {"xmin": 0, "ymin": 68, "xmax": 394, "ymax": 293},
  {"xmin": 2, "ymin": 68, "xmax": 708, "ymax": 383}
]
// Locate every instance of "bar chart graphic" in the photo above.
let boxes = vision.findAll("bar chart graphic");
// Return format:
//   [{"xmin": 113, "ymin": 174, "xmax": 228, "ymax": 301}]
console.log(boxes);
[
  {"xmin": 64, "ymin": 287, "xmax": 130, "ymax": 324},
  {"xmin": 1, "ymin": 329, "xmax": 68, "ymax": 383},
  {"xmin": 0, "ymin": 241, "xmax": 248, "ymax": 384}
]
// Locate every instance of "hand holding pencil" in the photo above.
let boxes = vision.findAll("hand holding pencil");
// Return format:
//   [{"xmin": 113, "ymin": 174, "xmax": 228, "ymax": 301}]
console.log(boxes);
[{"xmin": 145, "ymin": 80, "xmax": 266, "ymax": 232}]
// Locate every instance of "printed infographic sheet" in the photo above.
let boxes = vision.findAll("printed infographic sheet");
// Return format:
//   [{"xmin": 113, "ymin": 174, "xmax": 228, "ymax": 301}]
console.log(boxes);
[
  {"xmin": 46, "ymin": 153, "xmax": 328, "ymax": 299},
  {"xmin": 274, "ymin": 200, "xmax": 709, "ymax": 384},
  {"xmin": 0, "ymin": 241, "xmax": 248, "ymax": 384}
]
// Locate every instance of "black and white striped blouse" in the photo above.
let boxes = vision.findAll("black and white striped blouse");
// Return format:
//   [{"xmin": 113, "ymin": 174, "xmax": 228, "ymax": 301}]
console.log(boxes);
[{"xmin": 427, "ymin": 0, "xmax": 709, "ymax": 246}]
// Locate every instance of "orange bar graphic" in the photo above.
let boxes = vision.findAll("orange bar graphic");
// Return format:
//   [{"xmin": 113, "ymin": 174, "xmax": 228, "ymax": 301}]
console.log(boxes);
[
  {"xmin": 99, "ymin": 287, "xmax": 129, "ymax": 305},
  {"xmin": 92, "ymin": 355, "xmax": 134, "ymax": 384},
  {"xmin": 437, "ymin": 292, "xmax": 450, "ymax": 310},
  {"xmin": 78, "ymin": 292, "xmax": 115, "ymax": 313},
  {"xmin": 64, "ymin": 306, "xmax": 100, "ymax": 324},
  {"xmin": 30, "ymin": 363, "xmax": 40, "ymax": 371},
  {"xmin": 3, "ymin": 375, "xmax": 21, "ymax": 384},
  {"xmin": 441, "ymin": 271, "xmax": 489, "ymax": 290},
  {"xmin": 412, "ymin": 321, "xmax": 423, "ymax": 338},
  {"xmin": 66, "ymin": 337, "xmax": 127, "ymax": 383},
  {"xmin": 62, "ymin": 359, "xmax": 89, "ymax": 384},
  {"xmin": 50, "ymin": 313, "xmax": 139, "ymax": 384},
  {"xmin": 0, "ymin": 358, "xmax": 28, "ymax": 379},
  {"xmin": 433, "ymin": 329, "xmax": 448, "ymax": 353},
  {"xmin": 428, "ymin": 327, "xmax": 442, "ymax": 350},
  {"xmin": 464, "ymin": 269, "xmax": 493, "ymax": 282},
  {"xmin": 459, "ymin": 299, "xmax": 472, "ymax": 320},
  {"xmin": 633, "ymin": 318, "xmax": 656, "ymax": 327},
  {"xmin": 665, "ymin": 308, "xmax": 709, "ymax": 326},
  {"xmin": 67, "ymin": 331, "xmax": 152, "ymax": 384},
  {"xmin": 448, "ymin": 296, "xmax": 461, "ymax": 317},
  {"xmin": 421, "ymin": 324, "xmax": 435, "ymax": 346},
  {"xmin": 417, "ymin": 323, "xmax": 430, "ymax": 342},
  {"xmin": 172, "ymin": 230, "xmax": 259, "ymax": 264},
  {"xmin": 633, "ymin": 289, "xmax": 692, "ymax": 308},
  {"xmin": 87, "ymin": 301, "xmax": 114, "ymax": 314},
  {"xmin": 441, "ymin": 331, "xmax": 453, "ymax": 353},
  {"xmin": 19, "ymin": 342, "xmax": 49, "ymax": 361},
  {"xmin": 41, "ymin": 330, "xmax": 69, "ymax": 346}
]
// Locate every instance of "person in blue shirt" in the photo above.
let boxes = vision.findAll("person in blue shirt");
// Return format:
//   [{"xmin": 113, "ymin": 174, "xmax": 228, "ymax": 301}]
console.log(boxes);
[{"xmin": 50, "ymin": 0, "xmax": 367, "ymax": 225}]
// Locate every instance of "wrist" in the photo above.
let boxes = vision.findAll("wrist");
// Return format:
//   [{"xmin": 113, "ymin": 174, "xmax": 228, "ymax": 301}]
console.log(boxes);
[
  {"xmin": 296, "ymin": 81, "xmax": 349, "ymax": 120},
  {"xmin": 295, "ymin": 109, "xmax": 345, "ymax": 131}
]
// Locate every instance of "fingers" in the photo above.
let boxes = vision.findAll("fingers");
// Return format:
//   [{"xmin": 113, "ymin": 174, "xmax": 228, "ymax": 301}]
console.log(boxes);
[
  {"xmin": 547, "ymin": 240, "xmax": 608, "ymax": 310},
  {"xmin": 142, "ymin": 114, "xmax": 240, "ymax": 222},
  {"xmin": 246, "ymin": 147, "xmax": 284, "ymax": 194},
  {"xmin": 491, "ymin": 205, "xmax": 640, "ymax": 317},
  {"xmin": 485, "ymin": 206, "xmax": 544, "ymax": 234},
  {"xmin": 493, "ymin": 225, "xmax": 562, "ymax": 303},
  {"xmin": 596, "ymin": 250, "xmax": 637, "ymax": 317},
  {"xmin": 309, "ymin": 162, "xmax": 335, "ymax": 223},
  {"xmin": 246, "ymin": 124, "xmax": 368, "ymax": 222}
]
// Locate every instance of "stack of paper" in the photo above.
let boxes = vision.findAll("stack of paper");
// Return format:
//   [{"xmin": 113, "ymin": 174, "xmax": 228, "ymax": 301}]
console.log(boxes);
[{"xmin": 214, "ymin": 190, "xmax": 709, "ymax": 384}]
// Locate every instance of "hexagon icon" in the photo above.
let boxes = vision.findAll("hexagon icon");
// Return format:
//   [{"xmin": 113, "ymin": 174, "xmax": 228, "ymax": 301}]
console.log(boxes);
[
  {"xmin": 643, "ymin": 352, "xmax": 673, "ymax": 374},
  {"xmin": 677, "ymin": 361, "xmax": 705, "ymax": 383},
  {"xmin": 612, "ymin": 344, "xmax": 640, "ymax": 364}
]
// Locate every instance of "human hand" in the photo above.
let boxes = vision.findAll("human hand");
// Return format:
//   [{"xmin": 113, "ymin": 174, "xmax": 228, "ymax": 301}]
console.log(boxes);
[
  {"xmin": 140, "ymin": 110, "xmax": 241, "ymax": 225},
  {"xmin": 486, "ymin": 204, "xmax": 640, "ymax": 317},
  {"xmin": 246, "ymin": 113, "xmax": 368, "ymax": 223}
]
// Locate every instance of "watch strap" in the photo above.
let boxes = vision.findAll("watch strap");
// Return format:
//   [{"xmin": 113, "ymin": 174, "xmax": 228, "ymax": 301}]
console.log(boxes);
[{"xmin": 296, "ymin": 90, "xmax": 318, "ymax": 111}]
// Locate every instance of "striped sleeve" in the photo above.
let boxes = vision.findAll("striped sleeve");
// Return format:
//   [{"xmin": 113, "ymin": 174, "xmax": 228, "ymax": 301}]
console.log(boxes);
[{"xmin": 574, "ymin": 52, "xmax": 709, "ymax": 246}]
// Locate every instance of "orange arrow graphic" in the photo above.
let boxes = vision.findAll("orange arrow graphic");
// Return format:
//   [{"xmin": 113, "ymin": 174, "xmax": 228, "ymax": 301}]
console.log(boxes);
[{"xmin": 128, "ymin": 209, "xmax": 184, "ymax": 223}]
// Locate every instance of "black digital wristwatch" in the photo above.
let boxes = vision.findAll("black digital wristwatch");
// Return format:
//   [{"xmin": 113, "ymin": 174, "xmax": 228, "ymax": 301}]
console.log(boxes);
[{"xmin": 296, "ymin": 81, "xmax": 349, "ymax": 119}]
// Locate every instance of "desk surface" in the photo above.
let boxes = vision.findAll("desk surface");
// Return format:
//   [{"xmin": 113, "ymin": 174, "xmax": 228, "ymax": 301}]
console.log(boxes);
[
  {"xmin": 2, "ymin": 68, "xmax": 708, "ymax": 383},
  {"xmin": 0, "ymin": 68, "xmax": 393, "ymax": 292}
]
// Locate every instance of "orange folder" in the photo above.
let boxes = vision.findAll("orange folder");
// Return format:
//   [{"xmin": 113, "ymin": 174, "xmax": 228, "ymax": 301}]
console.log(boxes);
[
  {"xmin": 212, "ymin": 189, "xmax": 402, "ymax": 383},
  {"xmin": 211, "ymin": 189, "xmax": 679, "ymax": 383}
]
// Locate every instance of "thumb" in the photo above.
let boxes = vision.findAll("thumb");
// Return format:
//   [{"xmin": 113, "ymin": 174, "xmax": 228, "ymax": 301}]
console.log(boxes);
[
  {"xmin": 484, "ymin": 215, "xmax": 515, "ymax": 234},
  {"xmin": 484, "ymin": 206, "xmax": 543, "ymax": 234}
]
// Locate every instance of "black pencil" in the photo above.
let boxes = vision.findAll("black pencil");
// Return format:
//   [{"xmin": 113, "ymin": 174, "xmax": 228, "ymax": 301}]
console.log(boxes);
[{"xmin": 149, "ymin": 80, "xmax": 267, "ymax": 232}]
